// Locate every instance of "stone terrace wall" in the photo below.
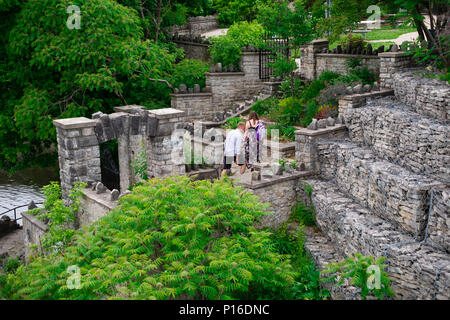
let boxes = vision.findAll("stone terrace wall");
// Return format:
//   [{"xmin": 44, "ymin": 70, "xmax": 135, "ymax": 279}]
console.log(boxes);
[
  {"xmin": 171, "ymin": 50, "xmax": 265, "ymax": 123},
  {"xmin": 299, "ymin": 40, "xmax": 388, "ymax": 81},
  {"xmin": 426, "ymin": 187, "xmax": 450, "ymax": 253},
  {"xmin": 392, "ymin": 69, "xmax": 450, "ymax": 122},
  {"xmin": 344, "ymin": 97, "xmax": 450, "ymax": 183},
  {"xmin": 316, "ymin": 53, "xmax": 380, "ymax": 79},
  {"xmin": 303, "ymin": 179, "xmax": 450, "ymax": 300},
  {"xmin": 236, "ymin": 171, "xmax": 313, "ymax": 228},
  {"xmin": 171, "ymin": 15, "xmax": 219, "ymax": 36},
  {"xmin": 22, "ymin": 212, "xmax": 48, "ymax": 259}
]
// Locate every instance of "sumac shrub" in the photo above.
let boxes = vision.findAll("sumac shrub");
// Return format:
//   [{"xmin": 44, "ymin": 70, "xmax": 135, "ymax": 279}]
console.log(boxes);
[{"xmin": 1, "ymin": 176, "xmax": 298, "ymax": 300}]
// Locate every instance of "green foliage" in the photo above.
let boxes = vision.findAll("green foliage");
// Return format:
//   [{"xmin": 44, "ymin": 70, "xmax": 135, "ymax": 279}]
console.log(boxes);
[
  {"xmin": 258, "ymin": 0, "xmax": 318, "ymax": 48},
  {"xmin": 338, "ymin": 35, "xmax": 367, "ymax": 52},
  {"xmin": 131, "ymin": 139, "xmax": 148, "ymax": 181},
  {"xmin": 171, "ymin": 59, "xmax": 209, "ymax": 89},
  {"xmin": 292, "ymin": 203, "xmax": 316, "ymax": 227},
  {"xmin": 280, "ymin": 77, "xmax": 304, "ymax": 99},
  {"xmin": 267, "ymin": 124, "xmax": 296, "ymax": 142},
  {"xmin": 0, "ymin": 0, "xmax": 180, "ymax": 172},
  {"xmin": 209, "ymin": 21, "xmax": 264, "ymax": 69},
  {"xmin": 29, "ymin": 181, "xmax": 86, "ymax": 254},
  {"xmin": 251, "ymin": 97, "xmax": 279, "ymax": 116},
  {"xmin": 222, "ymin": 117, "xmax": 243, "ymax": 129},
  {"xmin": 1, "ymin": 176, "xmax": 301, "ymax": 300},
  {"xmin": 1, "ymin": 257, "xmax": 20, "ymax": 274},
  {"xmin": 213, "ymin": 0, "xmax": 270, "ymax": 27},
  {"xmin": 322, "ymin": 253, "xmax": 395, "ymax": 300},
  {"xmin": 268, "ymin": 212, "xmax": 329, "ymax": 300}
]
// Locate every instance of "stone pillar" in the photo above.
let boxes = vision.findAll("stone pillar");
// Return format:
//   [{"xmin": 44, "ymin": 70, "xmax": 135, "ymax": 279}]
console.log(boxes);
[
  {"xmin": 240, "ymin": 50, "xmax": 260, "ymax": 80},
  {"xmin": 299, "ymin": 40, "xmax": 329, "ymax": 81},
  {"xmin": 379, "ymin": 52, "xmax": 412, "ymax": 89},
  {"xmin": 113, "ymin": 105, "xmax": 149, "ymax": 190},
  {"xmin": 295, "ymin": 125, "xmax": 347, "ymax": 172},
  {"xmin": 147, "ymin": 108, "xmax": 187, "ymax": 178},
  {"xmin": 53, "ymin": 117, "xmax": 101, "ymax": 201}
]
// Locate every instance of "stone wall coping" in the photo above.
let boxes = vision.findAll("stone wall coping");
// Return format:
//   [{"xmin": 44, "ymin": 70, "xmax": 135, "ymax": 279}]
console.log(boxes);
[
  {"xmin": 315, "ymin": 53, "xmax": 380, "ymax": 59},
  {"xmin": 22, "ymin": 212, "xmax": 49, "ymax": 232},
  {"xmin": 205, "ymin": 72, "xmax": 245, "ymax": 77},
  {"xmin": 241, "ymin": 51, "xmax": 260, "ymax": 55},
  {"xmin": 236, "ymin": 171, "xmax": 313, "ymax": 190},
  {"xmin": 263, "ymin": 141, "xmax": 296, "ymax": 152},
  {"xmin": 310, "ymin": 40, "xmax": 329, "ymax": 45},
  {"xmin": 170, "ymin": 93, "xmax": 213, "ymax": 98},
  {"xmin": 340, "ymin": 89, "xmax": 394, "ymax": 101},
  {"xmin": 82, "ymin": 189, "xmax": 118, "ymax": 211},
  {"xmin": 148, "ymin": 108, "xmax": 186, "ymax": 120},
  {"xmin": 295, "ymin": 124, "xmax": 347, "ymax": 137},
  {"xmin": 378, "ymin": 51, "xmax": 411, "ymax": 58},
  {"xmin": 53, "ymin": 117, "xmax": 97, "ymax": 130},
  {"xmin": 114, "ymin": 105, "xmax": 147, "ymax": 113}
]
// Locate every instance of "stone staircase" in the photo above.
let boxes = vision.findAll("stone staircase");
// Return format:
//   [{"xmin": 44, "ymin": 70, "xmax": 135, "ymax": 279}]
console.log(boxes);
[{"xmin": 302, "ymin": 81, "xmax": 449, "ymax": 299}]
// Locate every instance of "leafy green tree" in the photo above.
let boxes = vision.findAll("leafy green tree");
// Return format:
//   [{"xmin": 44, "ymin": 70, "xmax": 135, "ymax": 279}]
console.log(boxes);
[
  {"xmin": 170, "ymin": 59, "xmax": 210, "ymax": 88},
  {"xmin": 212, "ymin": 0, "xmax": 271, "ymax": 26},
  {"xmin": 1, "ymin": 176, "xmax": 298, "ymax": 300},
  {"xmin": 209, "ymin": 21, "xmax": 265, "ymax": 69},
  {"xmin": 0, "ymin": 0, "xmax": 179, "ymax": 172}
]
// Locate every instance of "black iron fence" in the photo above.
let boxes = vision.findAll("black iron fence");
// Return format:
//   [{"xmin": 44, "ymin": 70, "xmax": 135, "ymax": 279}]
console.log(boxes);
[
  {"xmin": 0, "ymin": 203, "xmax": 43, "ymax": 223},
  {"xmin": 259, "ymin": 32, "xmax": 290, "ymax": 81}
]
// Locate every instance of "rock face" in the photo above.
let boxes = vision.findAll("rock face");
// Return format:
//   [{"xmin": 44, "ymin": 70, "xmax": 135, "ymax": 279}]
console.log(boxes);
[{"xmin": 301, "ymin": 71, "xmax": 450, "ymax": 300}]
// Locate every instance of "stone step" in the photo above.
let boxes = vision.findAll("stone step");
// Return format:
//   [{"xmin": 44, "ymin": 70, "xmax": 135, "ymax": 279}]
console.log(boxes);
[
  {"xmin": 343, "ymin": 96, "xmax": 449, "ymax": 183},
  {"xmin": 302, "ymin": 179, "xmax": 450, "ymax": 300},
  {"xmin": 316, "ymin": 139, "xmax": 443, "ymax": 241}
]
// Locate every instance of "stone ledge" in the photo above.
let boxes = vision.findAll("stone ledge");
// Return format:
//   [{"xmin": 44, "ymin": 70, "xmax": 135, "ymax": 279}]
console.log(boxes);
[
  {"xmin": 170, "ymin": 93, "xmax": 213, "ymax": 98},
  {"xmin": 81, "ymin": 189, "xmax": 118, "ymax": 211},
  {"xmin": 53, "ymin": 117, "xmax": 97, "ymax": 130},
  {"xmin": 148, "ymin": 108, "xmax": 186, "ymax": 120},
  {"xmin": 205, "ymin": 72, "xmax": 245, "ymax": 77},
  {"xmin": 114, "ymin": 105, "xmax": 147, "ymax": 113},
  {"xmin": 378, "ymin": 51, "xmax": 412, "ymax": 58},
  {"xmin": 236, "ymin": 171, "xmax": 313, "ymax": 190},
  {"xmin": 316, "ymin": 53, "xmax": 380, "ymax": 59},
  {"xmin": 295, "ymin": 124, "xmax": 347, "ymax": 137},
  {"xmin": 340, "ymin": 89, "xmax": 394, "ymax": 101}
]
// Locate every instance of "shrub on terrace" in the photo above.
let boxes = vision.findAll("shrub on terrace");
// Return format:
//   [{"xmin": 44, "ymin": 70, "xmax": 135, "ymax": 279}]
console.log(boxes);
[
  {"xmin": 170, "ymin": 59, "xmax": 210, "ymax": 89},
  {"xmin": 209, "ymin": 21, "xmax": 264, "ymax": 69}
]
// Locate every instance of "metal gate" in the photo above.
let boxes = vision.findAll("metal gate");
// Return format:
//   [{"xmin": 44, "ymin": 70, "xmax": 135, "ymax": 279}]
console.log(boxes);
[{"xmin": 259, "ymin": 32, "xmax": 290, "ymax": 81}]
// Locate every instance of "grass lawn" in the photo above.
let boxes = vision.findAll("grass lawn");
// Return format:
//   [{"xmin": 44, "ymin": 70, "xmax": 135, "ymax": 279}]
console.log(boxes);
[{"xmin": 365, "ymin": 27, "xmax": 416, "ymax": 41}]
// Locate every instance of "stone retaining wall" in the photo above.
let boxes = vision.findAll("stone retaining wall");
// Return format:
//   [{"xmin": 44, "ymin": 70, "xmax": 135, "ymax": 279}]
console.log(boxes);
[
  {"xmin": 344, "ymin": 98, "xmax": 449, "ymax": 183},
  {"xmin": 391, "ymin": 69, "xmax": 450, "ymax": 122},
  {"xmin": 316, "ymin": 53, "xmax": 380, "ymax": 79},
  {"xmin": 303, "ymin": 179, "xmax": 450, "ymax": 300},
  {"xmin": 237, "ymin": 172, "xmax": 313, "ymax": 228},
  {"xmin": 22, "ymin": 213, "xmax": 48, "ymax": 259},
  {"xmin": 78, "ymin": 188, "xmax": 118, "ymax": 227},
  {"xmin": 426, "ymin": 187, "xmax": 450, "ymax": 253},
  {"xmin": 316, "ymin": 140, "xmax": 442, "ymax": 240}
]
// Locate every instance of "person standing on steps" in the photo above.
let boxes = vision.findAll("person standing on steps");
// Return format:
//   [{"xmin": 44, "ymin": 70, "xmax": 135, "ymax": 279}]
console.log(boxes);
[
  {"xmin": 242, "ymin": 111, "xmax": 265, "ymax": 174},
  {"xmin": 222, "ymin": 122, "xmax": 246, "ymax": 178}
]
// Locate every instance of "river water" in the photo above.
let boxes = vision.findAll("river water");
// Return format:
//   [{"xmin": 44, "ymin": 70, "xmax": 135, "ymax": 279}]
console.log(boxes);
[{"xmin": 0, "ymin": 167, "xmax": 59, "ymax": 224}]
